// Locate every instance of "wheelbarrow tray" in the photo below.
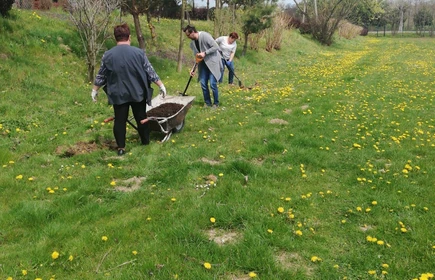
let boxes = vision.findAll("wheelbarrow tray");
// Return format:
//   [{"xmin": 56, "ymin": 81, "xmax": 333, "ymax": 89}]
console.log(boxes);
[{"xmin": 146, "ymin": 95, "xmax": 195, "ymax": 136}]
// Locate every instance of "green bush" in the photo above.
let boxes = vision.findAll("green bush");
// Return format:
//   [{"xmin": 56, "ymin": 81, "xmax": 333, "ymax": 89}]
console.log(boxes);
[{"xmin": 0, "ymin": 0, "xmax": 14, "ymax": 17}]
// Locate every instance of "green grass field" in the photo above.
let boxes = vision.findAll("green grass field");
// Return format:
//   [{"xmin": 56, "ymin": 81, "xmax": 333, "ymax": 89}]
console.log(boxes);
[{"xmin": 1, "ymin": 8, "xmax": 435, "ymax": 280}]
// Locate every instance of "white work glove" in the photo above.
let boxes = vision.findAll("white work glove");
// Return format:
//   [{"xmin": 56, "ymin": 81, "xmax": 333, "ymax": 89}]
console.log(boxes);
[
  {"xmin": 91, "ymin": 89, "xmax": 98, "ymax": 102},
  {"xmin": 159, "ymin": 84, "xmax": 166, "ymax": 98}
]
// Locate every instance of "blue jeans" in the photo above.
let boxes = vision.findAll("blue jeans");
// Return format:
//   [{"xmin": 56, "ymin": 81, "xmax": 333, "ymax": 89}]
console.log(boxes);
[
  {"xmin": 219, "ymin": 59, "xmax": 235, "ymax": 84},
  {"xmin": 199, "ymin": 63, "xmax": 219, "ymax": 106}
]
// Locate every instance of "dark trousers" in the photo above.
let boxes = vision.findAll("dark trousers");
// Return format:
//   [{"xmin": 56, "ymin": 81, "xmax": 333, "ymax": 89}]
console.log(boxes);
[{"xmin": 113, "ymin": 101, "xmax": 149, "ymax": 149}]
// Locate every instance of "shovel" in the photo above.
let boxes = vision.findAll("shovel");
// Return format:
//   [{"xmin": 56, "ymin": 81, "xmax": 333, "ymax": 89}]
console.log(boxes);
[
  {"xmin": 222, "ymin": 58, "xmax": 243, "ymax": 88},
  {"xmin": 180, "ymin": 54, "xmax": 204, "ymax": 96}
]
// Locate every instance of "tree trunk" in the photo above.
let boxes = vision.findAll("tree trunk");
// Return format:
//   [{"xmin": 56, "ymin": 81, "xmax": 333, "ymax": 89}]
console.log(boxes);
[
  {"xmin": 206, "ymin": 0, "xmax": 209, "ymax": 21},
  {"xmin": 242, "ymin": 33, "xmax": 249, "ymax": 56},
  {"xmin": 146, "ymin": 11, "xmax": 157, "ymax": 42},
  {"xmin": 399, "ymin": 7, "xmax": 404, "ymax": 33},
  {"xmin": 132, "ymin": 12, "xmax": 146, "ymax": 50},
  {"xmin": 177, "ymin": 0, "xmax": 186, "ymax": 72},
  {"xmin": 213, "ymin": 0, "xmax": 219, "ymax": 37}
]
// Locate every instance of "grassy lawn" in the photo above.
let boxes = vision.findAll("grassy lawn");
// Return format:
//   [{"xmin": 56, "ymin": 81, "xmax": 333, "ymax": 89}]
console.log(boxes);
[{"xmin": 1, "ymin": 9, "xmax": 435, "ymax": 280}]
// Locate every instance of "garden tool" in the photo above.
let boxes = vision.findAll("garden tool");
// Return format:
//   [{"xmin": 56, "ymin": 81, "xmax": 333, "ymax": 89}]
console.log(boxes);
[
  {"xmin": 221, "ymin": 58, "xmax": 243, "ymax": 88},
  {"xmin": 180, "ymin": 54, "xmax": 204, "ymax": 96}
]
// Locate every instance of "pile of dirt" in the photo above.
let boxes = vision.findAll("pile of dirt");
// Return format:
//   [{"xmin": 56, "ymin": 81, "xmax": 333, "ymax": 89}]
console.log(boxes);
[{"xmin": 148, "ymin": 103, "xmax": 183, "ymax": 118}]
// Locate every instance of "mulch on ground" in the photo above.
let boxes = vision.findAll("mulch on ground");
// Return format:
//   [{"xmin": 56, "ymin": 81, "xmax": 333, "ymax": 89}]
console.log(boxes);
[{"xmin": 147, "ymin": 103, "xmax": 183, "ymax": 118}]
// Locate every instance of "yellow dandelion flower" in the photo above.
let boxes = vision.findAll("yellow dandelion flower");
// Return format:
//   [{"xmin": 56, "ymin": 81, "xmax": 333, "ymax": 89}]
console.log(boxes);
[
  {"xmin": 341, "ymin": 219, "xmax": 346, "ymax": 224},
  {"xmin": 22, "ymin": 270, "xmax": 28, "ymax": 275},
  {"xmin": 368, "ymin": 270, "xmax": 376, "ymax": 275},
  {"xmin": 295, "ymin": 230, "xmax": 303, "ymax": 236},
  {"xmin": 365, "ymin": 208, "xmax": 371, "ymax": 212},
  {"xmin": 203, "ymin": 262, "xmax": 212, "ymax": 269},
  {"xmin": 102, "ymin": 236, "xmax": 108, "ymax": 241},
  {"xmin": 333, "ymin": 264, "xmax": 339, "ymax": 269},
  {"xmin": 356, "ymin": 206, "xmax": 362, "ymax": 212},
  {"xmin": 382, "ymin": 270, "xmax": 388, "ymax": 275},
  {"xmin": 51, "ymin": 251, "xmax": 60, "ymax": 259},
  {"xmin": 400, "ymin": 228, "xmax": 407, "ymax": 233},
  {"xmin": 377, "ymin": 240, "xmax": 385, "ymax": 245},
  {"xmin": 16, "ymin": 174, "xmax": 23, "ymax": 180},
  {"xmin": 219, "ymin": 173, "xmax": 224, "ymax": 177},
  {"xmin": 249, "ymin": 271, "xmax": 257, "ymax": 278},
  {"xmin": 68, "ymin": 255, "xmax": 74, "ymax": 261},
  {"xmin": 132, "ymin": 251, "xmax": 138, "ymax": 255},
  {"xmin": 372, "ymin": 201, "xmax": 377, "ymax": 205},
  {"xmin": 277, "ymin": 207, "xmax": 284, "ymax": 213},
  {"xmin": 267, "ymin": 229, "xmax": 273, "ymax": 234},
  {"xmin": 381, "ymin": 263, "xmax": 389, "ymax": 268},
  {"xmin": 210, "ymin": 217, "xmax": 216, "ymax": 223},
  {"xmin": 171, "ymin": 198, "xmax": 176, "ymax": 202},
  {"xmin": 311, "ymin": 256, "xmax": 322, "ymax": 262}
]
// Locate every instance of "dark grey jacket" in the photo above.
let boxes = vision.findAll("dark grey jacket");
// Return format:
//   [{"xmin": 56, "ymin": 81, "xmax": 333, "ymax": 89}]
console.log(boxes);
[
  {"xmin": 94, "ymin": 45, "xmax": 160, "ymax": 105},
  {"xmin": 189, "ymin": 31, "xmax": 223, "ymax": 81}
]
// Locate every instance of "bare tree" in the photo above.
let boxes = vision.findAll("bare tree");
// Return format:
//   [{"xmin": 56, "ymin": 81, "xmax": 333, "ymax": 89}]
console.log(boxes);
[
  {"xmin": 294, "ymin": 0, "xmax": 358, "ymax": 45},
  {"xmin": 122, "ymin": 0, "xmax": 159, "ymax": 50},
  {"xmin": 68, "ymin": 0, "xmax": 121, "ymax": 82}
]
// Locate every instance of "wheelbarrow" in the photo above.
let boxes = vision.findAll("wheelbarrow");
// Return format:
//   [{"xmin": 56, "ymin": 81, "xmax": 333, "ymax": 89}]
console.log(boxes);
[
  {"xmin": 142, "ymin": 95, "xmax": 195, "ymax": 142},
  {"xmin": 105, "ymin": 95, "xmax": 195, "ymax": 143}
]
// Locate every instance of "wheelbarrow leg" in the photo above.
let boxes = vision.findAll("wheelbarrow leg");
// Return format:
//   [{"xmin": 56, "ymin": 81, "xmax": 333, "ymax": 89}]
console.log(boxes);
[
  {"xmin": 161, "ymin": 131, "xmax": 173, "ymax": 143},
  {"xmin": 127, "ymin": 118, "xmax": 138, "ymax": 131}
]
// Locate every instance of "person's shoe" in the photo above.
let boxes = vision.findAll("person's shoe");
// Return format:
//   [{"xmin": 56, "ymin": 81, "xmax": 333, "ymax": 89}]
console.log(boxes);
[
  {"xmin": 212, "ymin": 104, "xmax": 219, "ymax": 109},
  {"xmin": 203, "ymin": 104, "xmax": 211, "ymax": 108},
  {"xmin": 117, "ymin": 149, "xmax": 126, "ymax": 156}
]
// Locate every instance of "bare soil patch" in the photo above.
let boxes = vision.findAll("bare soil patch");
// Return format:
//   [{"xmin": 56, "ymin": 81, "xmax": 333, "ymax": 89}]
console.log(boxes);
[
  {"xmin": 206, "ymin": 228, "xmax": 241, "ymax": 246},
  {"xmin": 269, "ymin": 118, "xmax": 288, "ymax": 125},
  {"xmin": 114, "ymin": 176, "xmax": 146, "ymax": 192},
  {"xmin": 55, "ymin": 140, "xmax": 116, "ymax": 157},
  {"xmin": 201, "ymin": 158, "xmax": 220, "ymax": 165},
  {"xmin": 275, "ymin": 251, "xmax": 313, "ymax": 276}
]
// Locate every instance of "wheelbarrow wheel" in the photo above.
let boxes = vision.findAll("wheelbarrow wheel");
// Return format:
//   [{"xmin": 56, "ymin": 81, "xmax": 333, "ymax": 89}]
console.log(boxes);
[{"xmin": 172, "ymin": 119, "xmax": 185, "ymax": 133}]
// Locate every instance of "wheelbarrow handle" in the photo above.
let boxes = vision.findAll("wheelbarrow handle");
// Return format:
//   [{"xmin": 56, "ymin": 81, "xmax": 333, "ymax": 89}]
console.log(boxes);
[
  {"xmin": 104, "ymin": 116, "xmax": 114, "ymax": 123},
  {"xmin": 140, "ymin": 117, "xmax": 160, "ymax": 124}
]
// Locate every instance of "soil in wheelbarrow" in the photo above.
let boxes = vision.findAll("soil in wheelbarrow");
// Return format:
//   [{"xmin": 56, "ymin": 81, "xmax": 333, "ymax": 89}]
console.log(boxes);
[{"xmin": 147, "ymin": 103, "xmax": 183, "ymax": 118}]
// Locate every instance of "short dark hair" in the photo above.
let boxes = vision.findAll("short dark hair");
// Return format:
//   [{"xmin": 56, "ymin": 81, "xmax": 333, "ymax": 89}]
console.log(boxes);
[
  {"xmin": 182, "ymin": 24, "xmax": 197, "ymax": 34},
  {"xmin": 229, "ymin": 32, "xmax": 239, "ymax": 39},
  {"xmin": 114, "ymin": 23, "xmax": 130, "ymax": 42}
]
